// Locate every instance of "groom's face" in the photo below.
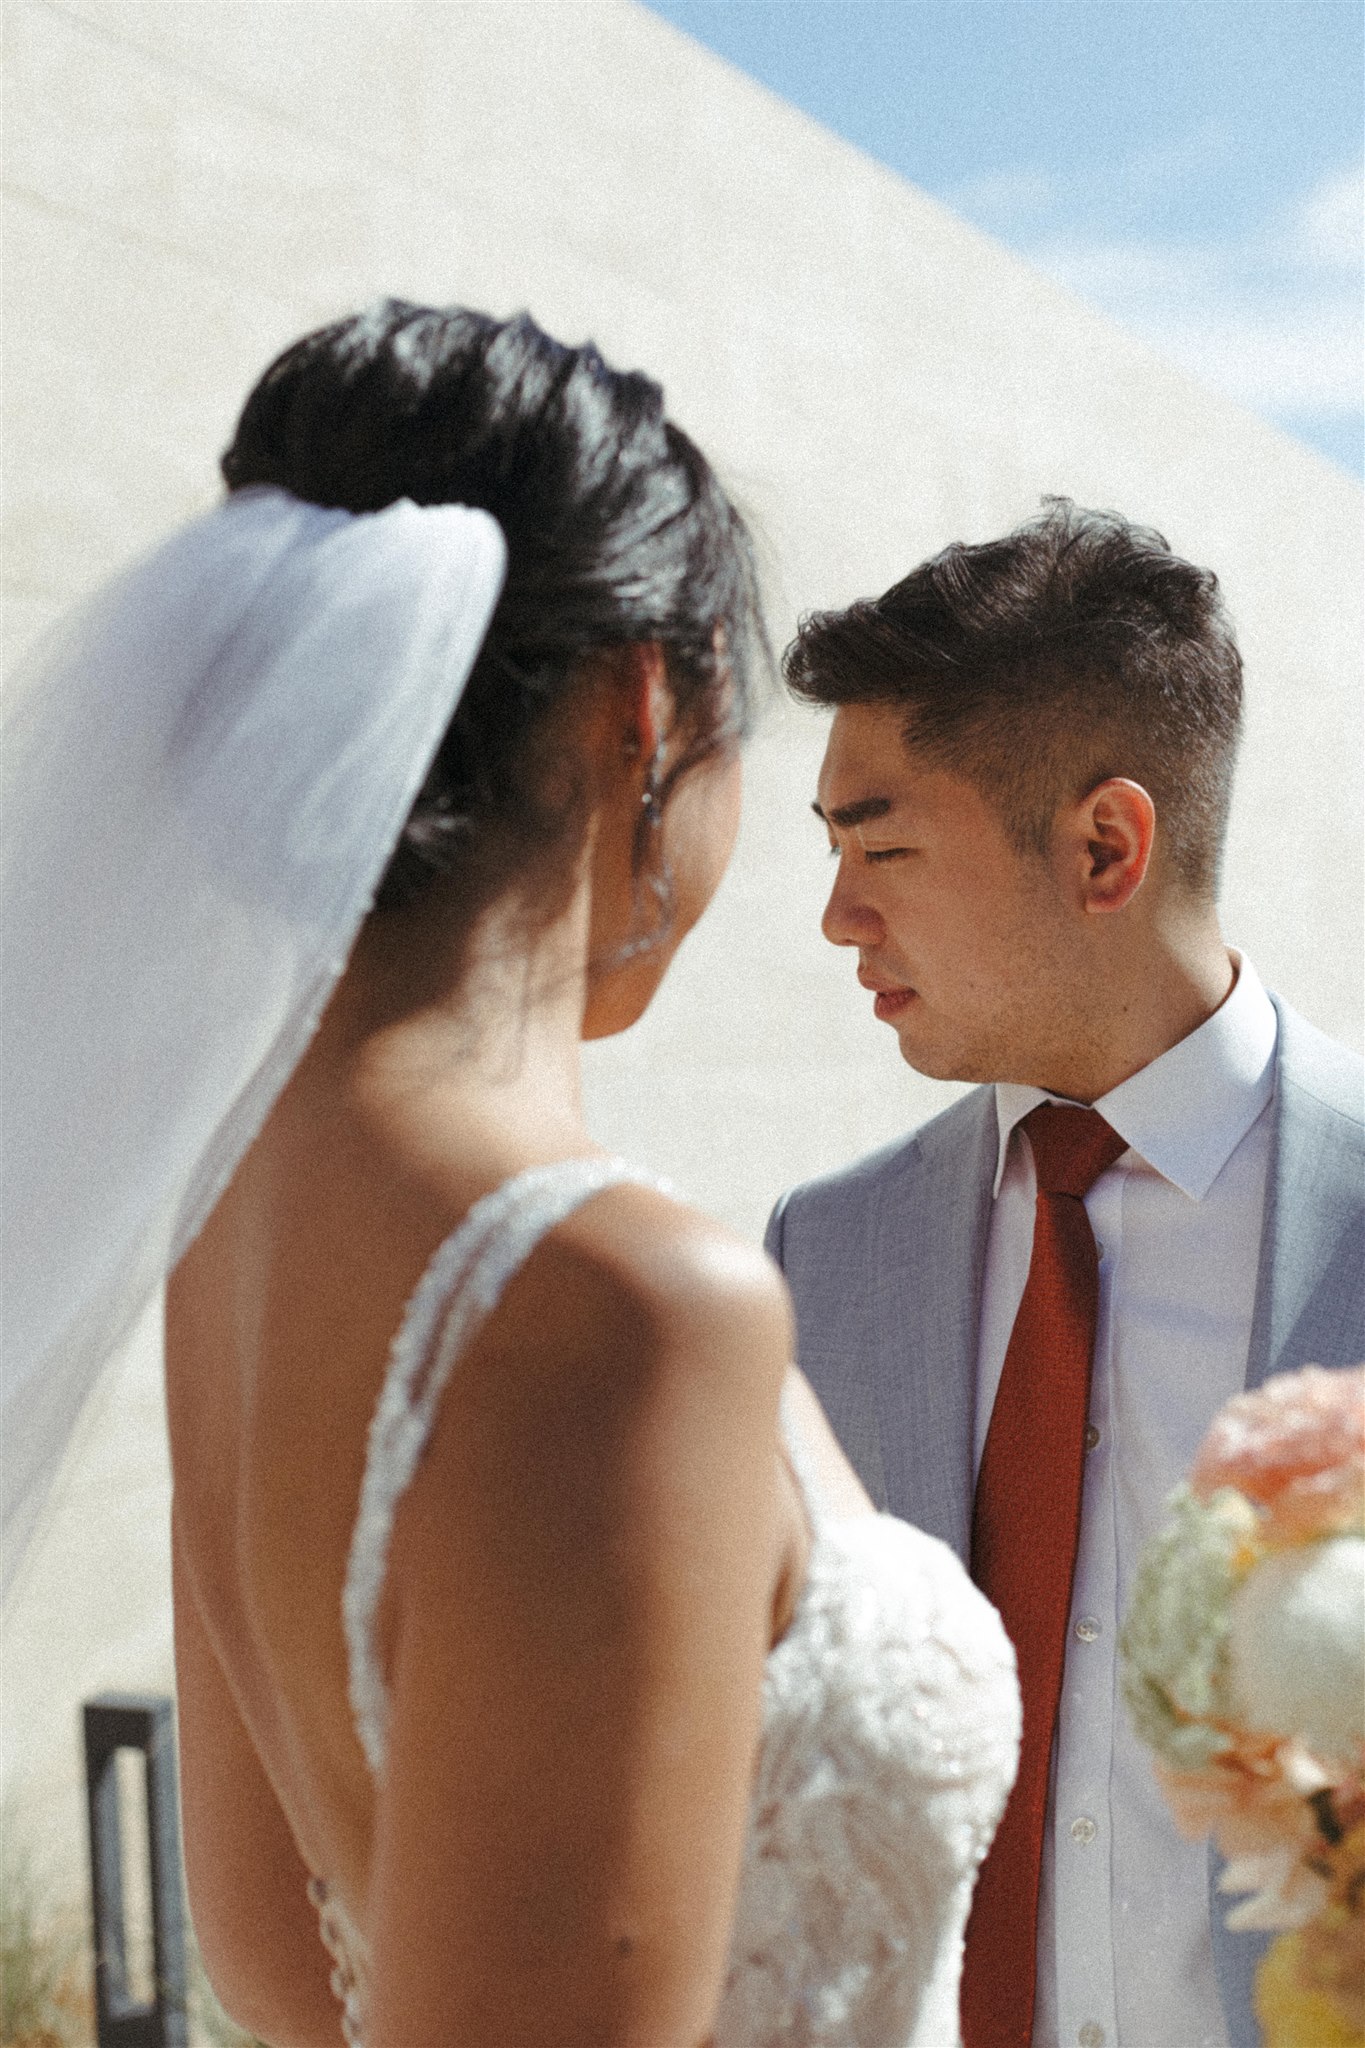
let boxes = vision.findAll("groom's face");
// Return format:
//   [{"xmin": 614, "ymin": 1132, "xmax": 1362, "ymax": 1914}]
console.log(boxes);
[{"xmin": 815, "ymin": 703, "xmax": 1074, "ymax": 1083}]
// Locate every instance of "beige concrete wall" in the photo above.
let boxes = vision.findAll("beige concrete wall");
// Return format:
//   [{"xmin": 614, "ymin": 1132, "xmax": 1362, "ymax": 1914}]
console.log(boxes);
[{"xmin": 4, "ymin": 0, "xmax": 1361, "ymax": 1888}]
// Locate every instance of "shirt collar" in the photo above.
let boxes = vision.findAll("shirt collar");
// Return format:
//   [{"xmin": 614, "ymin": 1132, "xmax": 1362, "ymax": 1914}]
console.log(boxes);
[{"xmin": 992, "ymin": 952, "xmax": 1279, "ymax": 1201}]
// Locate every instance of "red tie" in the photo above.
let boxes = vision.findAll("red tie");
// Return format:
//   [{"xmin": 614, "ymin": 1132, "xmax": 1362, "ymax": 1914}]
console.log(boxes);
[{"xmin": 961, "ymin": 1102, "xmax": 1127, "ymax": 2048}]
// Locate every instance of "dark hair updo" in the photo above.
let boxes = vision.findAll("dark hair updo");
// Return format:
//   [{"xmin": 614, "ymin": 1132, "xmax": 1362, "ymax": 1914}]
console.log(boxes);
[{"xmin": 222, "ymin": 300, "xmax": 767, "ymax": 915}]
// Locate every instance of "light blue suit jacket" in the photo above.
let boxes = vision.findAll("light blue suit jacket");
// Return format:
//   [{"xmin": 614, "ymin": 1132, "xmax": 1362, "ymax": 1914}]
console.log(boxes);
[{"xmin": 765, "ymin": 997, "xmax": 1364, "ymax": 2048}]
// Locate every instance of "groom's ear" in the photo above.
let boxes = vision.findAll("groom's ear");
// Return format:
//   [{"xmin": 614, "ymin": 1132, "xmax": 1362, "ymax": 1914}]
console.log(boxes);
[{"xmin": 1063, "ymin": 778, "xmax": 1156, "ymax": 914}]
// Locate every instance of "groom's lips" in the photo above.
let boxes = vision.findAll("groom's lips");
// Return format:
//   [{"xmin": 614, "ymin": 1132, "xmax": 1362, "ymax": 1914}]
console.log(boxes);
[{"xmin": 859, "ymin": 971, "xmax": 916, "ymax": 1022}]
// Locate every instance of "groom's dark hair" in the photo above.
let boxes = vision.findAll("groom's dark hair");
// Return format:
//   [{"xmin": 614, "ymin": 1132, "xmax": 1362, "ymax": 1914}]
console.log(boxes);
[{"xmin": 784, "ymin": 499, "xmax": 1244, "ymax": 895}]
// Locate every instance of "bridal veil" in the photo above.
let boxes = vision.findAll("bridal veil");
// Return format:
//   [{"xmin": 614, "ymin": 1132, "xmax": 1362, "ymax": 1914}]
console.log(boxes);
[{"xmin": 0, "ymin": 486, "xmax": 505, "ymax": 1592}]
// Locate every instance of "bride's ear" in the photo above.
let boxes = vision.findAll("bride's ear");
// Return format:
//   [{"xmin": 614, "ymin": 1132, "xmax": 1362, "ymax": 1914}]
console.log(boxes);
[
  {"xmin": 575, "ymin": 642, "xmax": 673, "ymax": 809},
  {"xmin": 616, "ymin": 642, "xmax": 672, "ymax": 766}
]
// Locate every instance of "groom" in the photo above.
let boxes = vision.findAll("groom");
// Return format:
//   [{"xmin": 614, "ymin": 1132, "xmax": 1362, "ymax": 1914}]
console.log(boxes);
[{"xmin": 765, "ymin": 502, "xmax": 1364, "ymax": 2048}]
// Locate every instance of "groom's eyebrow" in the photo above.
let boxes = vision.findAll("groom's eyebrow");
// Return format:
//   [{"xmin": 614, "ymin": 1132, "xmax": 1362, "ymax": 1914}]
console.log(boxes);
[{"xmin": 811, "ymin": 796, "xmax": 894, "ymax": 829}]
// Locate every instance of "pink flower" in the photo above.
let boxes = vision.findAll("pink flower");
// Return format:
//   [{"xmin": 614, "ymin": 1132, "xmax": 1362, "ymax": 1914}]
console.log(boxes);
[
  {"xmin": 1157, "ymin": 1739, "xmax": 1327, "ymax": 1857},
  {"xmin": 1191, "ymin": 1365, "xmax": 1365, "ymax": 1546},
  {"xmin": 1157, "ymin": 1744, "xmax": 1362, "ymax": 1933}
]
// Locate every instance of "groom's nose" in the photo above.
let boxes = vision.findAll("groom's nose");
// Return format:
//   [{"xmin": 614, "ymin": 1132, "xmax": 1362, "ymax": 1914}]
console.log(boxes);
[{"xmin": 822, "ymin": 863, "xmax": 884, "ymax": 948}]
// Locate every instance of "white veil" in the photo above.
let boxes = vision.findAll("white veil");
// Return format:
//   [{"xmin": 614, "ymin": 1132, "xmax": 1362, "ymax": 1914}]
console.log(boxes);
[{"xmin": 0, "ymin": 486, "xmax": 506, "ymax": 1592}]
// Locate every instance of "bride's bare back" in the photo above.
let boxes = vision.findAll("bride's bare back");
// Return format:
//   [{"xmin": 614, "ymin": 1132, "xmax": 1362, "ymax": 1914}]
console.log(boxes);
[{"xmin": 167, "ymin": 1037, "xmax": 810, "ymax": 2045}]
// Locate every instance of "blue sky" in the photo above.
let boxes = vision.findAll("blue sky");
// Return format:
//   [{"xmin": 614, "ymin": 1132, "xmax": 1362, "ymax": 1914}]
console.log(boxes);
[{"xmin": 645, "ymin": 1, "xmax": 1364, "ymax": 477}]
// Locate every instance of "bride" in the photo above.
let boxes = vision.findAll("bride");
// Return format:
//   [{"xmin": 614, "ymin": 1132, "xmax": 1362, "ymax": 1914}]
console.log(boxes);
[{"xmin": 1, "ymin": 302, "xmax": 1018, "ymax": 2047}]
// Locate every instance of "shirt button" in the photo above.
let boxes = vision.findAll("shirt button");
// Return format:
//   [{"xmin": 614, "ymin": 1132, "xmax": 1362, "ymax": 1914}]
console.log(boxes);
[
  {"xmin": 1084, "ymin": 1424, "xmax": 1101, "ymax": 1451},
  {"xmin": 1069, "ymin": 1815, "xmax": 1098, "ymax": 1846},
  {"xmin": 1095, "ymin": 1240, "xmax": 1106, "ymax": 1260},
  {"xmin": 1075, "ymin": 1615, "xmax": 1101, "ymax": 1643},
  {"xmin": 1078, "ymin": 2025, "xmax": 1106, "ymax": 2048}
]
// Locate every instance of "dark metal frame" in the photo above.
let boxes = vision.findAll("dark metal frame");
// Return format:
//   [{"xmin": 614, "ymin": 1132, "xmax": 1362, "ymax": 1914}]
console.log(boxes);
[{"xmin": 83, "ymin": 1694, "xmax": 188, "ymax": 2048}]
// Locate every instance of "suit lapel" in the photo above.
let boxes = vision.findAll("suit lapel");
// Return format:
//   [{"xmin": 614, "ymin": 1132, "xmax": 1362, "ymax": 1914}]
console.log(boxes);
[
  {"xmin": 873, "ymin": 1089, "xmax": 996, "ymax": 1562},
  {"xmin": 1245, "ymin": 1000, "xmax": 1363, "ymax": 1390}
]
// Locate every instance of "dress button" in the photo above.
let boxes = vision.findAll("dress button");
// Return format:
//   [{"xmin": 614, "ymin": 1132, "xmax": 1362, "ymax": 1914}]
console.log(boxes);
[
  {"xmin": 1075, "ymin": 1616, "xmax": 1101, "ymax": 1643},
  {"xmin": 1069, "ymin": 1815, "xmax": 1098, "ymax": 1846},
  {"xmin": 1078, "ymin": 2025, "xmax": 1105, "ymax": 2048},
  {"xmin": 1084, "ymin": 1424, "xmax": 1101, "ymax": 1451}
]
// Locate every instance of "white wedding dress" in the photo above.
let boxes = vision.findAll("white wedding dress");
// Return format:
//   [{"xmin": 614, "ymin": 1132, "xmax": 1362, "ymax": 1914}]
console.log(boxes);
[{"xmin": 309, "ymin": 1157, "xmax": 1021, "ymax": 2048}]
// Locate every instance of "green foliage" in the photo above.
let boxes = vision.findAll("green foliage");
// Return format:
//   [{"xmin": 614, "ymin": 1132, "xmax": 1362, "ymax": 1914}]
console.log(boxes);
[
  {"xmin": 0, "ymin": 1822, "xmax": 266, "ymax": 2048},
  {"xmin": 186, "ymin": 1950, "xmax": 268, "ymax": 2048},
  {"xmin": 0, "ymin": 1839, "xmax": 88, "ymax": 2048},
  {"xmin": 1119, "ymin": 1481, "xmax": 1257, "ymax": 1768}
]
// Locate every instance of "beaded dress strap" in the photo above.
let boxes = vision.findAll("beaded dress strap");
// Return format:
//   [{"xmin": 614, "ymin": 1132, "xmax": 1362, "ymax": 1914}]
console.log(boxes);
[{"xmin": 343, "ymin": 1155, "xmax": 668, "ymax": 1775}]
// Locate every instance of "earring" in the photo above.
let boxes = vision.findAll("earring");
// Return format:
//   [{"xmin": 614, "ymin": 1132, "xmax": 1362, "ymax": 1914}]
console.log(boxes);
[
  {"xmin": 641, "ymin": 751, "xmax": 664, "ymax": 830},
  {"xmin": 614, "ymin": 748, "xmax": 673, "ymax": 962}
]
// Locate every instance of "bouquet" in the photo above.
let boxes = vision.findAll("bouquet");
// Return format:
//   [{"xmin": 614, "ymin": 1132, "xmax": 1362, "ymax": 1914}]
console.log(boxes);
[{"xmin": 1120, "ymin": 1363, "xmax": 1365, "ymax": 2048}]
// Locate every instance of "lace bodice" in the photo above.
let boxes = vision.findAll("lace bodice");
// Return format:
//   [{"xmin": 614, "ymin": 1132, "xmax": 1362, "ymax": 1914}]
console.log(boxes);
[{"xmin": 312, "ymin": 1158, "xmax": 1020, "ymax": 2047}]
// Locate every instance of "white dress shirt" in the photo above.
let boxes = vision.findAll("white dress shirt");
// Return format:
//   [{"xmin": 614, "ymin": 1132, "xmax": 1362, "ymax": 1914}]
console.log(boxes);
[{"xmin": 973, "ymin": 953, "xmax": 1279, "ymax": 2048}]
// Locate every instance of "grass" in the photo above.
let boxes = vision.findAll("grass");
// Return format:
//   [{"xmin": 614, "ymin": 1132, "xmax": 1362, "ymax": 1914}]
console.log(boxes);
[
  {"xmin": 0, "ymin": 1831, "xmax": 266, "ymax": 2048},
  {"xmin": 189, "ymin": 1955, "xmax": 271, "ymax": 2048},
  {"xmin": 0, "ymin": 1845, "xmax": 89, "ymax": 2048}
]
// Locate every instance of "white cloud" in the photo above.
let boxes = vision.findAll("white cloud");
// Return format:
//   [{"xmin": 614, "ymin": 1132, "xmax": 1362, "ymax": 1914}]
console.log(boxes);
[
  {"xmin": 1292, "ymin": 161, "xmax": 1364, "ymax": 272},
  {"xmin": 947, "ymin": 167, "xmax": 1057, "ymax": 230},
  {"xmin": 950, "ymin": 122, "xmax": 1235, "ymax": 245},
  {"xmin": 939, "ymin": 137, "xmax": 1363, "ymax": 460},
  {"xmin": 1018, "ymin": 226, "xmax": 1362, "ymax": 420},
  {"xmin": 1026, "ymin": 233, "xmax": 1207, "ymax": 299},
  {"xmin": 1106, "ymin": 118, "xmax": 1236, "ymax": 206},
  {"xmin": 1149, "ymin": 301, "xmax": 1363, "ymax": 414}
]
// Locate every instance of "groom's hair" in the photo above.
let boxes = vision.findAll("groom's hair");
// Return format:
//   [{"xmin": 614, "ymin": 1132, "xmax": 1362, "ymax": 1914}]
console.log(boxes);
[{"xmin": 784, "ymin": 499, "xmax": 1244, "ymax": 895}]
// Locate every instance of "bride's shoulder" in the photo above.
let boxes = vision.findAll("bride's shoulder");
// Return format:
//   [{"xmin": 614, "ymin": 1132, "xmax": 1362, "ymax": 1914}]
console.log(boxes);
[
  {"xmin": 508, "ymin": 1178, "xmax": 793, "ymax": 1397},
  {"xmin": 389, "ymin": 1180, "xmax": 792, "ymax": 1612}
]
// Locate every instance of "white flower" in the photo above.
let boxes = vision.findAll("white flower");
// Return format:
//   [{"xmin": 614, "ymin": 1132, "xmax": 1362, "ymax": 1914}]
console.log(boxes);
[{"xmin": 1228, "ymin": 1534, "xmax": 1365, "ymax": 1768}]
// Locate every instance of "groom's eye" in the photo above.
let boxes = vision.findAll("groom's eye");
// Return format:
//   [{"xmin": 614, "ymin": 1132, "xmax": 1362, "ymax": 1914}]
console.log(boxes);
[{"xmin": 864, "ymin": 846, "xmax": 910, "ymax": 863}]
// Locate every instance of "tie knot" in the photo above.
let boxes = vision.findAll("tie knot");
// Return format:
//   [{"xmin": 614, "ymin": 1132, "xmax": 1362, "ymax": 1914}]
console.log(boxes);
[{"xmin": 1022, "ymin": 1100, "xmax": 1127, "ymax": 1198}]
